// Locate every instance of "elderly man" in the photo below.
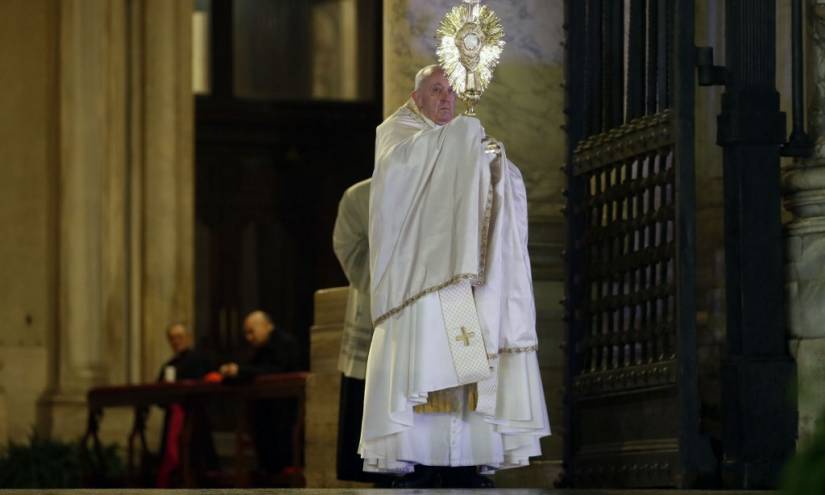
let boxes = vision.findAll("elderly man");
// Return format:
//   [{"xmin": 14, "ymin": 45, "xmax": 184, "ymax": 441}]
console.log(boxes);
[
  {"xmin": 220, "ymin": 310, "xmax": 299, "ymax": 481},
  {"xmin": 359, "ymin": 65, "xmax": 550, "ymax": 488},
  {"xmin": 156, "ymin": 322, "xmax": 218, "ymax": 487},
  {"xmin": 219, "ymin": 311, "xmax": 298, "ymax": 379},
  {"xmin": 159, "ymin": 322, "xmax": 215, "ymax": 382}
]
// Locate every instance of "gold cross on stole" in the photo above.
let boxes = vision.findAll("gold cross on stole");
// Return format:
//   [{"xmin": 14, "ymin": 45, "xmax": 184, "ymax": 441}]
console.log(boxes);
[{"xmin": 455, "ymin": 326, "xmax": 475, "ymax": 346}]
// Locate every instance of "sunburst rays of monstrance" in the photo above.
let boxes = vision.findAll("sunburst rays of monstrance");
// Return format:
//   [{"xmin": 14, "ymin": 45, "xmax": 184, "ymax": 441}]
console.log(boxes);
[{"xmin": 436, "ymin": 0, "xmax": 505, "ymax": 116}]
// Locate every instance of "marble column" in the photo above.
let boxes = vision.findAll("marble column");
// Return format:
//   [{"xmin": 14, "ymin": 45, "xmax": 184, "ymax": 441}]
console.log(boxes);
[
  {"xmin": 39, "ymin": 0, "xmax": 194, "ymax": 440},
  {"xmin": 138, "ymin": 0, "xmax": 196, "ymax": 383},
  {"xmin": 784, "ymin": 0, "xmax": 825, "ymax": 443},
  {"xmin": 383, "ymin": 0, "xmax": 566, "ymax": 485},
  {"xmin": 40, "ymin": 0, "xmax": 120, "ymax": 437}
]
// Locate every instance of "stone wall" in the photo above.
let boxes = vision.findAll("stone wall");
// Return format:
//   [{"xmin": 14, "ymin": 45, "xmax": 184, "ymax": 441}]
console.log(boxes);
[
  {"xmin": 304, "ymin": 288, "xmax": 370, "ymax": 488},
  {"xmin": 0, "ymin": 0, "xmax": 194, "ymax": 445},
  {"xmin": 0, "ymin": 0, "xmax": 57, "ymax": 445}
]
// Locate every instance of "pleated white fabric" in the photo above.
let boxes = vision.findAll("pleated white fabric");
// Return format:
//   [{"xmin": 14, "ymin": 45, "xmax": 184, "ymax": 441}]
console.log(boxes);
[
  {"xmin": 333, "ymin": 179, "xmax": 374, "ymax": 380},
  {"xmin": 359, "ymin": 292, "xmax": 550, "ymax": 473},
  {"xmin": 359, "ymin": 100, "xmax": 550, "ymax": 473}
]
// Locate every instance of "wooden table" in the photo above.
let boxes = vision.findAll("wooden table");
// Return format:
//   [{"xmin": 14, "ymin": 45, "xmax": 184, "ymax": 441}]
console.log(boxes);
[{"xmin": 81, "ymin": 372, "xmax": 310, "ymax": 487}]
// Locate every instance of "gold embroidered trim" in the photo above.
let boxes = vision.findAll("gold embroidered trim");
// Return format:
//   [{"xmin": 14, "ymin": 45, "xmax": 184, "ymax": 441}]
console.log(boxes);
[
  {"xmin": 486, "ymin": 344, "xmax": 539, "ymax": 360},
  {"xmin": 476, "ymin": 169, "xmax": 496, "ymax": 283},
  {"xmin": 414, "ymin": 384, "xmax": 478, "ymax": 414},
  {"xmin": 373, "ymin": 273, "xmax": 479, "ymax": 326}
]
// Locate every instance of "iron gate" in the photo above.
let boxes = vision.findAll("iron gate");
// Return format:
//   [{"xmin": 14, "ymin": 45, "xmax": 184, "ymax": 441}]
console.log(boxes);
[{"xmin": 562, "ymin": 0, "xmax": 715, "ymax": 487}]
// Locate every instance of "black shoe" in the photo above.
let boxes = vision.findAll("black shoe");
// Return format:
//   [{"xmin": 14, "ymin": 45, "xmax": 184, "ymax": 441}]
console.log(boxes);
[
  {"xmin": 467, "ymin": 472, "xmax": 495, "ymax": 488},
  {"xmin": 441, "ymin": 466, "xmax": 495, "ymax": 488},
  {"xmin": 390, "ymin": 465, "xmax": 442, "ymax": 488}
]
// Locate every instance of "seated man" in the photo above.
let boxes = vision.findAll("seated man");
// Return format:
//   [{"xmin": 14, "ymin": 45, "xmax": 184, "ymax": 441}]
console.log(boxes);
[
  {"xmin": 159, "ymin": 322, "xmax": 216, "ymax": 382},
  {"xmin": 156, "ymin": 322, "xmax": 219, "ymax": 487},
  {"xmin": 220, "ymin": 310, "xmax": 299, "ymax": 480}
]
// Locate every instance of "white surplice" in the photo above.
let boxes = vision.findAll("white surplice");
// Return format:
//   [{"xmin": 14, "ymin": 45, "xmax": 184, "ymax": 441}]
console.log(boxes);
[
  {"xmin": 359, "ymin": 100, "xmax": 550, "ymax": 474},
  {"xmin": 333, "ymin": 179, "xmax": 373, "ymax": 380}
]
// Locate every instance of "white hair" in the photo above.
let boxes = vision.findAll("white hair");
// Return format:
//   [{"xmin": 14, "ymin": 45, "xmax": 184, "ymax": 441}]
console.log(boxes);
[{"xmin": 414, "ymin": 64, "xmax": 444, "ymax": 91}]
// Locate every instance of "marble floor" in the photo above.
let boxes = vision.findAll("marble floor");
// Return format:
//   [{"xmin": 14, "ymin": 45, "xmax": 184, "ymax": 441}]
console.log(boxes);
[{"xmin": 0, "ymin": 490, "xmax": 775, "ymax": 495}]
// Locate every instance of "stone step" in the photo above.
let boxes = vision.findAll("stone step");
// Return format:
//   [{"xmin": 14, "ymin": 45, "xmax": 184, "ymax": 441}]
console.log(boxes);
[{"xmin": 0, "ymin": 489, "xmax": 776, "ymax": 494}]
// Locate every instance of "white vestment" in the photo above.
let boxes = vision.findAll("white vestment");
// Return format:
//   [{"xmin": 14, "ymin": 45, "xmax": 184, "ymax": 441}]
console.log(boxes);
[
  {"xmin": 333, "ymin": 179, "xmax": 373, "ymax": 380},
  {"xmin": 359, "ymin": 100, "xmax": 550, "ymax": 474}
]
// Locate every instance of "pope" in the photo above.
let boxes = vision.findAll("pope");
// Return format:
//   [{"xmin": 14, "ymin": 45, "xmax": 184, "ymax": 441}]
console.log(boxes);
[{"xmin": 358, "ymin": 64, "xmax": 551, "ymax": 488}]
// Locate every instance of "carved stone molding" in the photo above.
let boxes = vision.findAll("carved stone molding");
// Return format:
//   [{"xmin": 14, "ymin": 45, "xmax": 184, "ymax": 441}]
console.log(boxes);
[
  {"xmin": 783, "ymin": 3, "xmax": 825, "ymax": 339},
  {"xmin": 784, "ymin": 160, "xmax": 825, "ymax": 234},
  {"xmin": 784, "ymin": 3, "xmax": 825, "ymax": 340}
]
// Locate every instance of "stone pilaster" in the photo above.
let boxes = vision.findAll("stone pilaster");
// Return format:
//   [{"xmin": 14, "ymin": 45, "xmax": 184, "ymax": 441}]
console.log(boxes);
[
  {"xmin": 783, "ymin": 0, "xmax": 825, "ymax": 443},
  {"xmin": 39, "ymin": 0, "xmax": 194, "ymax": 440},
  {"xmin": 40, "ymin": 0, "xmax": 122, "ymax": 438},
  {"xmin": 784, "ymin": 156, "xmax": 825, "ymax": 441},
  {"xmin": 0, "ymin": 0, "xmax": 59, "ymax": 442},
  {"xmin": 304, "ymin": 288, "xmax": 371, "ymax": 488}
]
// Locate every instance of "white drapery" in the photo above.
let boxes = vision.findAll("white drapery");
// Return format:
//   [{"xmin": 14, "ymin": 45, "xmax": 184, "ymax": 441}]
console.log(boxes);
[{"xmin": 360, "ymin": 101, "xmax": 550, "ymax": 473}]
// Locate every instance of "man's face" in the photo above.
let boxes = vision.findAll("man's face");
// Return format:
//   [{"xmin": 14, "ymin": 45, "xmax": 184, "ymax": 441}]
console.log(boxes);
[
  {"xmin": 167, "ymin": 325, "xmax": 191, "ymax": 354},
  {"xmin": 412, "ymin": 69, "xmax": 456, "ymax": 125},
  {"xmin": 243, "ymin": 316, "xmax": 272, "ymax": 348}
]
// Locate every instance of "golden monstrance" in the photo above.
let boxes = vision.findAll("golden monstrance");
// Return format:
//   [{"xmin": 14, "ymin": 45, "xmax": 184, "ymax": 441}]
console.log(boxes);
[{"xmin": 436, "ymin": 0, "xmax": 505, "ymax": 116}]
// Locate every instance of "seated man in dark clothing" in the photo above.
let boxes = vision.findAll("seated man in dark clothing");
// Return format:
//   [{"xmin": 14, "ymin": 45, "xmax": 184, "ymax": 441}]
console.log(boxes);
[
  {"xmin": 156, "ymin": 322, "xmax": 220, "ymax": 487},
  {"xmin": 220, "ymin": 310, "xmax": 299, "ymax": 479},
  {"xmin": 159, "ymin": 322, "xmax": 216, "ymax": 382}
]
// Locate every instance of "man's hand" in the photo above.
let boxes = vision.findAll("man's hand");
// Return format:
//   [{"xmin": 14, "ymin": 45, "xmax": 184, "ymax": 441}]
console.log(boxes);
[{"xmin": 219, "ymin": 362, "xmax": 239, "ymax": 377}]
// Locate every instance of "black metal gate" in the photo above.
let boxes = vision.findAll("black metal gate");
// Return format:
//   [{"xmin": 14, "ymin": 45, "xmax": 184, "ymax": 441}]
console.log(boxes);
[{"xmin": 562, "ymin": 0, "xmax": 715, "ymax": 487}]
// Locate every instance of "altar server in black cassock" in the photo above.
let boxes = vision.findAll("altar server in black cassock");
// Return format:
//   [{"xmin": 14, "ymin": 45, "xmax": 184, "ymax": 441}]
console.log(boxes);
[{"xmin": 220, "ymin": 311, "xmax": 299, "ymax": 476}]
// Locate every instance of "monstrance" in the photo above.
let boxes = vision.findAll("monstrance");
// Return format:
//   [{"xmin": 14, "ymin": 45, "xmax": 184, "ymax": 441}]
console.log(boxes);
[{"xmin": 436, "ymin": 0, "xmax": 505, "ymax": 116}]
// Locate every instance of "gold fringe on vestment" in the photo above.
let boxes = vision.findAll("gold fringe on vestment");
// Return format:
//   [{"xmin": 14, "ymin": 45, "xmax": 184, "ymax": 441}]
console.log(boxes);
[{"xmin": 414, "ymin": 383, "xmax": 478, "ymax": 414}]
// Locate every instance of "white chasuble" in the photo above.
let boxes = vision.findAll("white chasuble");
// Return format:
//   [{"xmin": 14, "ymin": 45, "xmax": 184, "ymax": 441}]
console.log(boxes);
[{"xmin": 359, "ymin": 100, "xmax": 550, "ymax": 473}]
